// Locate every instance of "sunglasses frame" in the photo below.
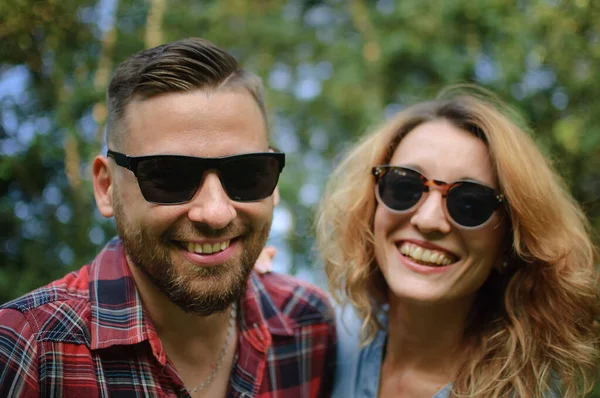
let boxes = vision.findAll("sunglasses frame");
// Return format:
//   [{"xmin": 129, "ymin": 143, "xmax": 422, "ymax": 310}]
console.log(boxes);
[
  {"xmin": 107, "ymin": 149, "xmax": 285, "ymax": 204},
  {"xmin": 372, "ymin": 165, "xmax": 505, "ymax": 229}
]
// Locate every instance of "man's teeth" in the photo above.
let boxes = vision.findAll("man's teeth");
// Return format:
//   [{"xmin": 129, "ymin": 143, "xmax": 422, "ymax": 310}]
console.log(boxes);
[
  {"xmin": 185, "ymin": 240, "xmax": 230, "ymax": 254},
  {"xmin": 399, "ymin": 242, "xmax": 454, "ymax": 266}
]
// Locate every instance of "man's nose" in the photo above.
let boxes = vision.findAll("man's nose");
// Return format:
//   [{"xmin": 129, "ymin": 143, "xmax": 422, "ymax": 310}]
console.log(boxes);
[{"xmin": 186, "ymin": 172, "xmax": 237, "ymax": 229}]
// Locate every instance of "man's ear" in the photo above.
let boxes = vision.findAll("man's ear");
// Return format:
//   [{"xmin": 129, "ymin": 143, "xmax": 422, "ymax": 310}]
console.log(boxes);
[
  {"xmin": 92, "ymin": 155, "xmax": 115, "ymax": 218},
  {"xmin": 273, "ymin": 185, "xmax": 280, "ymax": 206}
]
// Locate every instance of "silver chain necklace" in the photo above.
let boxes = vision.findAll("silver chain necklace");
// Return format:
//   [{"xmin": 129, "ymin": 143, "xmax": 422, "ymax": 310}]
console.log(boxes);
[{"xmin": 187, "ymin": 303, "xmax": 237, "ymax": 394}]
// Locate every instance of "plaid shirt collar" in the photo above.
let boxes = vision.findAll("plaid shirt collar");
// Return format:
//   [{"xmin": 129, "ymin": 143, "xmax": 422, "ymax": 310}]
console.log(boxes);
[{"xmin": 89, "ymin": 238, "xmax": 295, "ymax": 363}]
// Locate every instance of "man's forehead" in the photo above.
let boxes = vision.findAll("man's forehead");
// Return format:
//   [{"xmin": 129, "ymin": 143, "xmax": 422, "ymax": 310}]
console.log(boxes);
[{"xmin": 119, "ymin": 89, "xmax": 269, "ymax": 156}]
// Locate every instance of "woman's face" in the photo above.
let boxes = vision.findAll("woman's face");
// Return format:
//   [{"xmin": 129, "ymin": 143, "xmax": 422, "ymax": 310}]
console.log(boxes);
[{"xmin": 373, "ymin": 119, "xmax": 508, "ymax": 306}]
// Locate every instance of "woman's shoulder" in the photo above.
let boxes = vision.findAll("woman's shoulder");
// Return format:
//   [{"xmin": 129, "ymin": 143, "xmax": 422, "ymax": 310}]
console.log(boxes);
[
  {"xmin": 335, "ymin": 304, "xmax": 363, "ymax": 346},
  {"xmin": 333, "ymin": 304, "xmax": 364, "ymax": 374},
  {"xmin": 334, "ymin": 303, "xmax": 388, "ymax": 343},
  {"xmin": 332, "ymin": 304, "xmax": 387, "ymax": 398}
]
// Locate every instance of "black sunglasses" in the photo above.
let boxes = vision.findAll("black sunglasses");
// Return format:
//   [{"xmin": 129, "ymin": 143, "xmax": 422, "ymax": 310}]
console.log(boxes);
[
  {"xmin": 372, "ymin": 165, "xmax": 505, "ymax": 228},
  {"xmin": 107, "ymin": 150, "xmax": 285, "ymax": 204}
]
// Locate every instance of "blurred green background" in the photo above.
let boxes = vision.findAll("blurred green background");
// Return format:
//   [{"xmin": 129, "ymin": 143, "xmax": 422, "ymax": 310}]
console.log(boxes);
[{"xmin": 1, "ymin": 0, "xmax": 599, "ymax": 392}]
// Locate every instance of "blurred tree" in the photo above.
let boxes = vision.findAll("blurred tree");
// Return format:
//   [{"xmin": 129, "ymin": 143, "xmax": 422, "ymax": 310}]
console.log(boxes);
[
  {"xmin": 1, "ymin": 0, "xmax": 599, "ymax": 320},
  {"xmin": 0, "ymin": 0, "xmax": 108, "ymax": 299}
]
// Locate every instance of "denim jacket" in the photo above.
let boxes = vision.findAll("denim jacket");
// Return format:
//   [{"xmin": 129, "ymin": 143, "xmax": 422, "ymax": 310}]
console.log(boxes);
[
  {"xmin": 331, "ymin": 306, "xmax": 560, "ymax": 398},
  {"xmin": 332, "ymin": 306, "xmax": 452, "ymax": 398}
]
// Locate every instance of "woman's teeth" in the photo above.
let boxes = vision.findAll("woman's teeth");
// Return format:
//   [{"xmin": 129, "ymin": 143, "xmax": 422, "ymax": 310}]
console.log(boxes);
[
  {"xmin": 399, "ymin": 242, "xmax": 455, "ymax": 266},
  {"xmin": 185, "ymin": 240, "xmax": 230, "ymax": 255}
]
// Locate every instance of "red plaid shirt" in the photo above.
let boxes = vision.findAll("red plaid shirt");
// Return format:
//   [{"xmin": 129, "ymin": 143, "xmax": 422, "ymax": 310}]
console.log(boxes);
[{"xmin": 0, "ymin": 238, "xmax": 336, "ymax": 397}]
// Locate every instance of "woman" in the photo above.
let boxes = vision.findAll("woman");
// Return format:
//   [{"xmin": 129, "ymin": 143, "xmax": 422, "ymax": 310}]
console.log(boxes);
[{"xmin": 317, "ymin": 86, "xmax": 599, "ymax": 397}]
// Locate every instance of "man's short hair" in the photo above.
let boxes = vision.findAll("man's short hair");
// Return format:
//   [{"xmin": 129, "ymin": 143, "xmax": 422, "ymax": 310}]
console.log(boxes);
[{"xmin": 105, "ymin": 37, "xmax": 267, "ymax": 149}]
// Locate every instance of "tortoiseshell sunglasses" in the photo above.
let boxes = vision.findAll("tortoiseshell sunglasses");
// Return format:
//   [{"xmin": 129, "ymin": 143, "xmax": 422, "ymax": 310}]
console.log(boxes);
[{"xmin": 372, "ymin": 165, "xmax": 505, "ymax": 228}]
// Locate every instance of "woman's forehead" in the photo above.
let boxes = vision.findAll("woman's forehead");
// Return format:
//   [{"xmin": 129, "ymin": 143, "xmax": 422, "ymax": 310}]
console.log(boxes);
[{"xmin": 390, "ymin": 120, "xmax": 497, "ymax": 186}]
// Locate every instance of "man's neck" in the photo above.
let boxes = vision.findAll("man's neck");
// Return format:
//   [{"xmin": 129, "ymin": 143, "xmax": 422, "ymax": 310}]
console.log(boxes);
[
  {"xmin": 126, "ymin": 258, "xmax": 238, "ymax": 396},
  {"xmin": 126, "ymin": 258, "xmax": 235, "ymax": 359}
]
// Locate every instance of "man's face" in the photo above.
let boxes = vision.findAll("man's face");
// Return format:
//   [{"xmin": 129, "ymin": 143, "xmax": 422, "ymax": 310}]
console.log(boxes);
[{"xmin": 105, "ymin": 88, "xmax": 274, "ymax": 316}]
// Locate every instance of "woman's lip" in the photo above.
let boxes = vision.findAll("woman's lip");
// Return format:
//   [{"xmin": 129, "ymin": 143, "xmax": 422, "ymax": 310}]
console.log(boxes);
[
  {"xmin": 396, "ymin": 239, "xmax": 459, "ymax": 259},
  {"xmin": 397, "ymin": 249, "xmax": 456, "ymax": 274}
]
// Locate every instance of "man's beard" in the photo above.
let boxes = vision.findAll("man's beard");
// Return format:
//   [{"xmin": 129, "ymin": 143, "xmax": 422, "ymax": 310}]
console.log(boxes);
[{"xmin": 113, "ymin": 195, "xmax": 271, "ymax": 316}]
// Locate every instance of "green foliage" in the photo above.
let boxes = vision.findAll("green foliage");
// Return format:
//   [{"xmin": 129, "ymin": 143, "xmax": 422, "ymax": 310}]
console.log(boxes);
[{"xmin": 1, "ymin": 0, "xmax": 600, "ymax": 391}]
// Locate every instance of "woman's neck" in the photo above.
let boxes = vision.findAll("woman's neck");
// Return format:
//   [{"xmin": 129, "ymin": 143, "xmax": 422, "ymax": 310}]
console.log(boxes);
[{"xmin": 383, "ymin": 294, "xmax": 474, "ymax": 375}]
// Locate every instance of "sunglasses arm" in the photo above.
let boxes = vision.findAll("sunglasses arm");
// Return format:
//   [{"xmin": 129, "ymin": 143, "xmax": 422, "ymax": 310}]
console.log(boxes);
[{"xmin": 107, "ymin": 150, "xmax": 135, "ymax": 172}]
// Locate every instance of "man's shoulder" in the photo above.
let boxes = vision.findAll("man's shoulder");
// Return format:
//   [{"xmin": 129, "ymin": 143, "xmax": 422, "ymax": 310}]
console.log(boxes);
[
  {"xmin": 0, "ymin": 265, "xmax": 92, "ymax": 345},
  {"xmin": 252, "ymin": 271, "xmax": 335, "ymax": 327},
  {"xmin": 1, "ymin": 266, "xmax": 90, "ymax": 311}
]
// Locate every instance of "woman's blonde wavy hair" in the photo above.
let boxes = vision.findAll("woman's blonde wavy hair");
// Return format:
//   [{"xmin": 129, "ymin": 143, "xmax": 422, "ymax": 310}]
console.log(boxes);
[{"xmin": 317, "ymin": 85, "xmax": 600, "ymax": 397}]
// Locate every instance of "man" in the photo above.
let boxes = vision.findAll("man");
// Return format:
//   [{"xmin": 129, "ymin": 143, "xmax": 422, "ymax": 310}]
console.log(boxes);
[{"xmin": 0, "ymin": 38, "xmax": 335, "ymax": 397}]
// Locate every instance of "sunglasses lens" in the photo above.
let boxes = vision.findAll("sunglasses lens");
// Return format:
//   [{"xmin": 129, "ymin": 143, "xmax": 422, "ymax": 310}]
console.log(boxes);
[
  {"xmin": 378, "ymin": 168, "xmax": 424, "ymax": 211},
  {"xmin": 446, "ymin": 183, "xmax": 498, "ymax": 227},
  {"xmin": 137, "ymin": 157, "xmax": 198, "ymax": 203},
  {"xmin": 131, "ymin": 153, "xmax": 283, "ymax": 204},
  {"xmin": 221, "ymin": 155, "xmax": 282, "ymax": 201}
]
